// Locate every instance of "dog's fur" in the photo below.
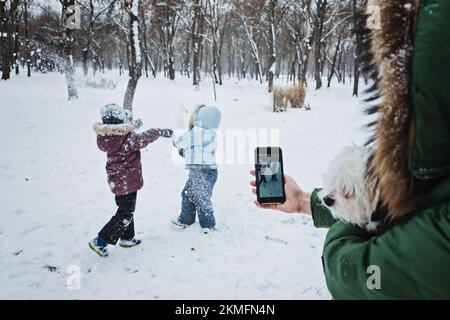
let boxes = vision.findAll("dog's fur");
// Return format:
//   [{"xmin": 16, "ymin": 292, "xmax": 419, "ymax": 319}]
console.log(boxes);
[
  {"xmin": 273, "ymin": 84, "xmax": 306, "ymax": 112},
  {"xmin": 319, "ymin": 146, "xmax": 380, "ymax": 232}
]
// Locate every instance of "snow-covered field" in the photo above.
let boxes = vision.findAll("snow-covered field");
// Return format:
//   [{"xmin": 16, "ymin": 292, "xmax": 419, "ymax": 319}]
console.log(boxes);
[{"xmin": 0, "ymin": 72, "xmax": 368, "ymax": 299}]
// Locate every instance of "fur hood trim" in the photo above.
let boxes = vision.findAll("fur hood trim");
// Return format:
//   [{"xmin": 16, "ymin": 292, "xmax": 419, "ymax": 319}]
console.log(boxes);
[
  {"xmin": 359, "ymin": 0, "xmax": 419, "ymax": 219},
  {"xmin": 93, "ymin": 122, "xmax": 134, "ymax": 136}
]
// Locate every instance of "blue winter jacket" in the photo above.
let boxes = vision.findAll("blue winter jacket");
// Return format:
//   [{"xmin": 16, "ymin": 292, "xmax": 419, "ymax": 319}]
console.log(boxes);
[{"xmin": 173, "ymin": 106, "xmax": 221, "ymax": 168}]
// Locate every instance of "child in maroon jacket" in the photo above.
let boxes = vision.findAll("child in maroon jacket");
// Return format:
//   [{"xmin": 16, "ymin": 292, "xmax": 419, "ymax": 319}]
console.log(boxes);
[{"xmin": 89, "ymin": 104, "xmax": 173, "ymax": 257}]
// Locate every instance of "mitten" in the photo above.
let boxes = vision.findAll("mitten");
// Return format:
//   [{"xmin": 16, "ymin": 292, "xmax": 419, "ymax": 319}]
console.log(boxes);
[
  {"xmin": 158, "ymin": 129, "xmax": 174, "ymax": 138},
  {"xmin": 133, "ymin": 119, "xmax": 143, "ymax": 130}
]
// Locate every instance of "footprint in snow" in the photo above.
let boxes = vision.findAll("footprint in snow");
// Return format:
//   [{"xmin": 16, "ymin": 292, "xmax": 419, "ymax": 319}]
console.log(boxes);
[
  {"xmin": 265, "ymin": 236, "xmax": 288, "ymax": 245},
  {"xmin": 43, "ymin": 265, "xmax": 60, "ymax": 273},
  {"xmin": 281, "ymin": 218, "xmax": 296, "ymax": 225}
]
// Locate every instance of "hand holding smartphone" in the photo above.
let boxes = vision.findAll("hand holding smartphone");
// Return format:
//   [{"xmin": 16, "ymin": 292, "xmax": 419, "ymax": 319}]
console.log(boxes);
[{"xmin": 255, "ymin": 147, "xmax": 286, "ymax": 205}]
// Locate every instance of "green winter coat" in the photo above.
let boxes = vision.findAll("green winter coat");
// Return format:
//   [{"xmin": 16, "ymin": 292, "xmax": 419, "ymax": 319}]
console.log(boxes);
[{"xmin": 313, "ymin": 0, "xmax": 450, "ymax": 300}]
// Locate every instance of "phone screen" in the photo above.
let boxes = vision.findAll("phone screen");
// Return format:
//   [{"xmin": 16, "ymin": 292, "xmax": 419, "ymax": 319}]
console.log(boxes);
[{"xmin": 255, "ymin": 147, "xmax": 286, "ymax": 204}]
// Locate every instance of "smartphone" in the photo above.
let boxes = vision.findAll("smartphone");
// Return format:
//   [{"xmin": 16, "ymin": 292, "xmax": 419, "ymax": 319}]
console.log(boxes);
[{"xmin": 255, "ymin": 147, "xmax": 286, "ymax": 204}]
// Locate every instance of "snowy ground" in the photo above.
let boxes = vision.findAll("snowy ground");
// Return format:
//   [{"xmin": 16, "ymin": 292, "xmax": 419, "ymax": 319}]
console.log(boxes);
[{"xmin": 0, "ymin": 71, "xmax": 368, "ymax": 299}]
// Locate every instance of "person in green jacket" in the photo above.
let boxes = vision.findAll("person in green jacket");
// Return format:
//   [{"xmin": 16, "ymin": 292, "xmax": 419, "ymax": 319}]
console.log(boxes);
[{"xmin": 251, "ymin": 0, "xmax": 450, "ymax": 299}]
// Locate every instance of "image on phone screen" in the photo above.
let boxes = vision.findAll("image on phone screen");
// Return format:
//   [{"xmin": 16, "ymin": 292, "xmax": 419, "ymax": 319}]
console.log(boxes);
[{"xmin": 255, "ymin": 147, "xmax": 286, "ymax": 204}]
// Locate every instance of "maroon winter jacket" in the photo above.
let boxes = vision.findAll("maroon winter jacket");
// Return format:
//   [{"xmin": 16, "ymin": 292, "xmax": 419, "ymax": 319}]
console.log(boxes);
[{"xmin": 94, "ymin": 122, "xmax": 160, "ymax": 195}]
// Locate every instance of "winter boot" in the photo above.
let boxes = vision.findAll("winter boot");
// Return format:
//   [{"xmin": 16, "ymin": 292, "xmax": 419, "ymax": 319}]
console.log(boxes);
[
  {"xmin": 119, "ymin": 238, "xmax": 142, "ymax": 248},
  {"xmin": 172, "ymin": 218, "xmax": 191, "ymax": 230},
  {"xmin": 89, "ymin": 237, "xmax": 110, "ymax": 257}
]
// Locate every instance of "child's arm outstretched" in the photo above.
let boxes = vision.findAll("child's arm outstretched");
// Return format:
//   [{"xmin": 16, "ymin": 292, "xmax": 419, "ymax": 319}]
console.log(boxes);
[
  {"xmin": 172, "ymin": 128, "xmax": 215, "ymax": 148},
  {"xmin": 172, "ymin": 130, "xmax": 191, "ymax": 149},
  {"xmin": 124, "ymin": 128, "xmax": 173, "ymax": 152}
]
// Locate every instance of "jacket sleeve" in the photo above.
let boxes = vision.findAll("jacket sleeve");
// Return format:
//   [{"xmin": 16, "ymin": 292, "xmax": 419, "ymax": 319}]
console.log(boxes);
[
  {"xmin": 123, "ymin": 129, "xmax": 160, "ymax": 152},
  {"xmin": 311, "ymin": 188, "xmax": 338, "ymax": 228},
  {"xmin": 173, "ymin": 128, "xmax": 215, "ymax": 149},
  {"xmin": 172, "ymin": 130, "xmax": 191, "ymax": 149},
  {"xmin": 321, "ymin": 203, "xmax": 450, "ymax": 299}
]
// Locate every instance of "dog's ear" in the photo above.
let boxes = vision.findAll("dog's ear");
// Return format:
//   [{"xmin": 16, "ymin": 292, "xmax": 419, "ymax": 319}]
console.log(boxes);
[{"xmin": 371, "ymin": 202, "xmax": 388, "ymax": 222}]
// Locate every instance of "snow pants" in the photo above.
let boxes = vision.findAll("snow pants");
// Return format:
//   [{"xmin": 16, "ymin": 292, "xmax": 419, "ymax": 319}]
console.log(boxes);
[
  {"xmin": 99, "ymin": 191, "xmax": 137, "ymax": 245},
  {"xmin": 179, "ymin": 167, "xmax": 218, "ymax": 228}
]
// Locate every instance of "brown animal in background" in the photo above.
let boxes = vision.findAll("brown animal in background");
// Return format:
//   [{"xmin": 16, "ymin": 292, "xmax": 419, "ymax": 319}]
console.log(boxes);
[
  {"xmin": 273, "ymin": 84, "xmax": 306, "ymax": 112},
  {"xmin": 273, "ymin": 87, "xmax": 289, "ymax": 112},
  {"xmin": 287, "ymin": 84, "xmax": 306, "ymax": 109}
]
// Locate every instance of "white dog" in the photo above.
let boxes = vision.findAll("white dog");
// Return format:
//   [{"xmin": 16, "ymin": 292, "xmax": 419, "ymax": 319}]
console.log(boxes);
[{"xmin": 319, "ymin": 146, "xmax": 381, "ymax": 232}]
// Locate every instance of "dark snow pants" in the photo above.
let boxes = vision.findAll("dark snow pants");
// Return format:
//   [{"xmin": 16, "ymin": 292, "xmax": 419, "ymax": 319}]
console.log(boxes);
[{"xmin": 99, "ymin": 192, "xmax": 137, "ymax": 245}]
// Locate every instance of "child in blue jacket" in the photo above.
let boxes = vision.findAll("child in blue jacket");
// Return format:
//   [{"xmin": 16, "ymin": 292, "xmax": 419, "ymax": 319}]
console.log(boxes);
[{"xmin": 172, "ymin": 105, "xmax": 221, "ymax": 234}]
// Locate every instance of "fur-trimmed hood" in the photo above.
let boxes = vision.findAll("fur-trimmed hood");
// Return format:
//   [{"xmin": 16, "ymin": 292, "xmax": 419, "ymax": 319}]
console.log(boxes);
[
  {"xmin": 93, "ymin": 122, "xmax": 134, "ymax": 137},
  {"xmin": 360, "ymin": 0, "xmax": 450, "ymax": 219},
  {"xmin": 94, "ymin": 122, "xmax": 135, "ymax": 154}
]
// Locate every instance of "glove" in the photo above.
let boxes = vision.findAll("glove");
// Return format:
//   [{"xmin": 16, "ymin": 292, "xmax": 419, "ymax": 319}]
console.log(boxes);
[
  {"xmin": 133, "ymin": 119, "xmax": 143, "ymax": 130},
  {"xmin": 158, "ymin": 129, "xmax": 174, "ymax": 138}
]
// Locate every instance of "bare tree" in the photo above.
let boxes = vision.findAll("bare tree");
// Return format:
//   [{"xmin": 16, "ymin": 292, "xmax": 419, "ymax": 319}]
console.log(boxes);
[
  {"xmin": 312, "ymin": 0, "xmax": 327, "ymax": 90},
  {"xmin": 76, "ymin": 0, "xmax": 117, "ymax": 77},
  {"xmin": 191, "ymin": 0, "xmax": 205, "ymax": 86},
  {"xmin": 60, "ymin": 0, "xmax": 79, "ymax": 100},
  {"xmin": 352, "ymin": 0, "xmax": 361, "ymax": 97},
  {"xmin": 12, "ymin": 2, "xmax": 21, "ymax": 76},
  {"xmin": 139, "ymin": 0, "xmax": 156, "ymax": 78},
  {"xmin": 236, "ymin": 11, "xmax": 263, "ymax": 84},
  {"xmin": 0, "ymin": 0, "xmax": 20, "ymax": 80},
  {"xmin": 154, "ymin": 0, "xmax": 182, "ymax": 80},
  {"xmin": 266, "ymin": 0, "xmax": 277, "ymax": 92},
  {"xmin": 123, "ymin": 0, "xmax": 142, "ymax": 111},
  {"xmin": 23, "ymin": 0, "xmax": 32, "ymax": 77},
  {"xmin": 3, "ymin": 0, "xmax": 367, "ymax": 97},
  {"xmin": 205, "ymin": 0, "xmax": 227, "ymax": 85}
]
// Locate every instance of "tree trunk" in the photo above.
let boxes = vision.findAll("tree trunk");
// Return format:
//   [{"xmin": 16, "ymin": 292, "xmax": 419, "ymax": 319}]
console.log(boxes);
[
  {"xmin": 313, "ymin": 0, "xmax": 327, "ymax": 90},
  {"xmin": 240, "ymin": 49, "xmax": 246, "ymax": 79},
  {"xmin": 267, "ymin": 0, "xmax": 277, "ymax": 92},
  {"xmin": 123, "ymin": 0, "xmax": 142, "ymax": 111},
  {"xmin": 118, "ymin": 48, "xmax": 124, "ymax": 76},
  {"xmin": 327, "ymin": 34, "xmax": 341, "ymax": 88},
  {"xmin": 168, "ymin": 45, "xmax": 175, "ymax": 80},
  {"xmin": 300, "ymin": 46, "xmax": 310, "ymax": 87},
  {"xmin": 82, "ymin": 1, "xmax": 94, "ymax": 77},
  {"xmin": 0, "ymin": 1, "xmax": 8, "ymax": 80},
  {"xmin": 24, "ymin": 0, "xmax": 31, "ymax": 77},
  {"xmin": 336, "ymin": 45, "xmax": 343, "ymax": 82},
  {"xmin": 139, "ymin": 4, "xmax": 151, "ymax": 78},
  {"xmin": 13, "ymin": 8, "xmax": 20, "ymax": 76},
  {"xmin": 192, "ymin": 0, "xmax": 204, "ymax": 86},
  {"xmin": 212, "ymin": 41, "xmax": 219, "ymax": 83},
  {"xmin": 184, "ymin": 38, "xmax": 191, "ymax": 78},
  {"xmin": 124, "ymin": 76, "xmax": 139, "ymax": 111},
  {"xmin": 0, "ymin": 1, "xmax": 20, "ymax": 80},
  {"xmin": 61, "ymin": 0, "xmax": 79, "ymax": 100},
  {"xmin": 82, "ymin": 37, "xmax": 92, "ymax": 77}
]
